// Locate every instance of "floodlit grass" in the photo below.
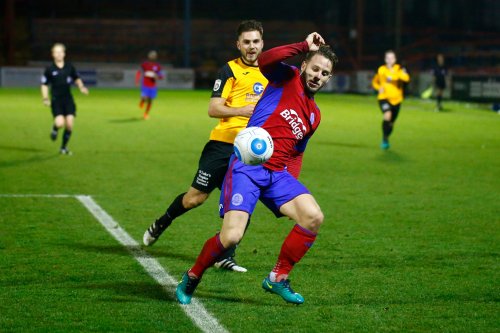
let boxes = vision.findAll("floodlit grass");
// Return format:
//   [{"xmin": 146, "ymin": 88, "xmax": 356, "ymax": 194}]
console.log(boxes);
[{"xmin": 0, "ymin": 88, "xmax": 498, "ymax": 332}]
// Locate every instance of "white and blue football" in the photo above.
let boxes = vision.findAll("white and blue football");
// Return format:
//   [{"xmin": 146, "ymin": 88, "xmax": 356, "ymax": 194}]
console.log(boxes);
[{"xmin": 234, "ymin": 126, "xmax": 274, "ymax": 165}]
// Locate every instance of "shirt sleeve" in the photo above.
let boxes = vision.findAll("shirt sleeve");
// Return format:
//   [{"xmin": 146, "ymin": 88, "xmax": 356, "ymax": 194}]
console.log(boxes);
[
  {"xmin": 157, "ymin": 65, "xmax": 165, "ymax": 79},
  {"xmin": 372, "ymin": 68, "xmax": 381, "ymax": 91},
  {"xmin": 41, "ymin": 67, "xmax": 51, "ymax": 85},
  {"xmin": 211, "ymin": 63, "xmax": 234, "ymax": 99},
  {"xmin": 258, "ymin": 41, "xmax": 309, "ymax": 84},
  {"xmin": 69, "ymin": 64, "xmax": 80, "ymax": 81},
  {"xmin": 398, "ymin": 67, "xmax": 410, "ymax": 83}
]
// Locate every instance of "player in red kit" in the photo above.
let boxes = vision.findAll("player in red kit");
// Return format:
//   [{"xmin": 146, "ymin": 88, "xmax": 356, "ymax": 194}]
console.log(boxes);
[
  {"xmin": 135, "ymin": 50, "xmax": 164, "ymax": 119},
  {"xmin": 176, "ymin": 32, "xmax": 338, "ymax": 305}
]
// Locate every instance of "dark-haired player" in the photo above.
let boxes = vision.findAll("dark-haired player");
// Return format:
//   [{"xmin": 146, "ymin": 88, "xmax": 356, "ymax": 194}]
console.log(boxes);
[
  {"xmin": 41, "ymin": 43, "xmax": 88, "ymax": 155},
  {"xmin": 372, "ymin": 50, "xmax": 410, "ymax": 150},
  {"xmin": 433, "ymin": 53, "xmax": 447, "ymax": 111},
  {"xmin": 136, "ymin": 50, "xmax": 164, "ymax": 120},
  {"xmin": 175, "ymin": 32, "xmax": 338, "ymax": 305},
  {"xmin": 143, "ymin": 20, "xmax": 268, "ymax": 272}
]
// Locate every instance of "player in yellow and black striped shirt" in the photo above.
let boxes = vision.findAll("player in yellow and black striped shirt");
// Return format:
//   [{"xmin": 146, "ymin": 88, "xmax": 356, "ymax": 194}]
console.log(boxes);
[
  {"xmin": 143, "ymin": 20, "xmax": 268, "ymax": 272},
  {"xmin": 372, "ymin": 50, "xmax": 410, "ymax": 149}
]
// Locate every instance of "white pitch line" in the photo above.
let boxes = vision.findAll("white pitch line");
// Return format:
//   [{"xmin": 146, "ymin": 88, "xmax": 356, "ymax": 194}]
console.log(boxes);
[{"xmin": 75, "ymin": 195, "xmax": 228, "ymax": 333}]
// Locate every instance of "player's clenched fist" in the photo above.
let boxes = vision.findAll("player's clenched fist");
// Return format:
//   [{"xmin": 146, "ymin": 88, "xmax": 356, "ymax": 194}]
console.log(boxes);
[{"xmin": 305, "ymin": 32, "xmax": 325, "ymax": 51}]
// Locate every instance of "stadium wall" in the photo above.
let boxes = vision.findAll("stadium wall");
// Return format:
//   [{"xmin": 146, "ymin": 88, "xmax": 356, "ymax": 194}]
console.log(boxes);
[
  {"xmin": 0, "ymin": 66, "xmax": 195, "ymax": 89},
  {"xmin": 451, "ymin": 75, "xmax": 500, "ymax": 102},
  {"xmin": 4, "ymin": 66, "xmax": 498, "ymax": 103}
]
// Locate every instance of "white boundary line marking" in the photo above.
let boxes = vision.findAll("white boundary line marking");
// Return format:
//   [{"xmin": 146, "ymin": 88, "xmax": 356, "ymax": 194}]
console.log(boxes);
[{"xmin": 0, "ymin": 194, "xmax": 228, "ymax": 333}]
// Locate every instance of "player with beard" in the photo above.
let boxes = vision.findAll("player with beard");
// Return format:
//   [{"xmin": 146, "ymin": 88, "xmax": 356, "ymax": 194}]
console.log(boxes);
[
  {"xmin": 143, "ymin": 20, "xmax": 268, "ymax": 272},
  {"xmin": 175, "ymin": 32, "xmax": 338, "ymax": 305}
]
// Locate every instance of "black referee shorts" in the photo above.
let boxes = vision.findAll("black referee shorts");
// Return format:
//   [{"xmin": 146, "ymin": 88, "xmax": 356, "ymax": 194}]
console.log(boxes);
[
  {"xmin": 379, "ymin": 99, "xmax": 401, "ymax": 122},
  {"xmin": 191, "ymin": 140, "xmax": 234, "ymax": 193},
  {"xmin": 51, "ymin": 98, "xmax": 76, "ymax": 118},
  {"xmin": 435, "ymin": 79, "xmax": 446, "ymax": 90}
]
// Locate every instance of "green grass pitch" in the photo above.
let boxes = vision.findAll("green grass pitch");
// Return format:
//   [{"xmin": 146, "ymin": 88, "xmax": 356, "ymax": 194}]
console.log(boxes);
[{"xmin": 0, "ymin": 88, "xmax": 498, "ymax": 332}]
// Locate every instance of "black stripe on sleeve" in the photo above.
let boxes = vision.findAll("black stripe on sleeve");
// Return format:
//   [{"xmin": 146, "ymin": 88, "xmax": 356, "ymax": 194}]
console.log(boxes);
[{"xmin": 211, "ymin": 63, "xmax": 234, "ymax": 98}]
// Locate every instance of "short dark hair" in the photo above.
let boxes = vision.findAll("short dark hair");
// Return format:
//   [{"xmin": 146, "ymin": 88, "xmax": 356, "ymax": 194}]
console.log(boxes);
[
  {"xmin": 305, "ymin": 45, "xmax": 338, "ymax": 70},
  {"xmin": 237, "ymin": 20, "xmax": 263, "ymax": 38}
]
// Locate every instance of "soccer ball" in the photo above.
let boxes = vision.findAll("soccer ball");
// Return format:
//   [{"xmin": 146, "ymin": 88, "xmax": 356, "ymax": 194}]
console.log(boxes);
[{"xmin": 234, "ymin": 126, "xmax": 274, "ymax": 165}]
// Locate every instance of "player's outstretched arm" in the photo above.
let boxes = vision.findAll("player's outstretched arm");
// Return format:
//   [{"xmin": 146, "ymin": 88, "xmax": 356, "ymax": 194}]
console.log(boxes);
[
  {"xmin": 258, "ymin": 32, "xmax": 325, "ymax": 79},
  {"xmin": 208, "ymin": 98, "xmax": 254, "ymax": 118},
  {"xmin": 157, "ymin": 69, "xmax": 165, "ymax": 80},
  {"xmin": 135, "ymin": 70, "xmax": 142, "ymax": 86},
  {"xmin": 258, "ymin": 42, "xmax": 308, "ymax": 76},
  {"xmin": 41, "ymin": 84, "xmax": 50, "ymax": 107},
  {"xmin": 398, "ymin": 67, "xmax": 410, "ymax": 82},
  {"xmin": 372, "ymin": 69, "xmax": 383, "ymax": 93},
  {"xmin": 75, "ymin": 78, "xmax": 89, "ymax": 95},
  {"xmin": 305, "ymin": 32, "xmax": 325, "ymax": 51}
]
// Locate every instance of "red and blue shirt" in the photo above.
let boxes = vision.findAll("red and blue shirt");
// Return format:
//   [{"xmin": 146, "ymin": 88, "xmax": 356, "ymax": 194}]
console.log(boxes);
[
  {"xmin": 249, "ymin": 41, "xmax": 321, "ymax": 178},
  {"xmin": 138, "ymin": 61, "xmax": 164, "ymax": 88}
]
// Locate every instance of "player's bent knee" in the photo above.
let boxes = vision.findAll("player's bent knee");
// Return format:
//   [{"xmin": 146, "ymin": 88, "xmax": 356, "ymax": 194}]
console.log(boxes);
[
  {"xmin": 55, "ymin": 118, "xmax": 64, "ymax": 128},
  {"xmin": 183, "ymin": 190, "xmax": 209, "ymax": 209},
  {"xmin": 183, "ymin": 195, "xmax": 207, "ymax": 209},
  {"xmin": 310, "ymin": 210, "xmax": 324, "ymax": 230},
  {"xmin": 301, "ymin": 209, "xmax": 324, "ymax": 232},
  {"xmin": 221, "ymin": 229, "xmax": 244, "ymax": 248}
]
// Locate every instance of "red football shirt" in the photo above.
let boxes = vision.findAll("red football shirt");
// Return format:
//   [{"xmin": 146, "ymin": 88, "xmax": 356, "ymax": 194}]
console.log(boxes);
[
  {"xmin": 138, "ymin": 61, "xmax": 164, "ymax": 88},
  {"xmin": 248, "ymin": 42, "xmax": 321, "ymax": 178}
]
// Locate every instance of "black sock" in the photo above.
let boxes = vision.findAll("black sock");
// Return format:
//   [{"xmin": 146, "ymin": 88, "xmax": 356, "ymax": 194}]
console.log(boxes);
[
  {"xmin": 437, "ymin": 95, "xmax": 442, "ymax": 107},
  {"xmin": 52, "ymin": 125, "xmax": 59, "ymax": 133},
  {"xmin": 62, "ymin": 129, "xmax": 72, "ymax": 148},
  {"xmin": 156, "ymin": 192, "xmax": 189, "ymax": 229},
  {"xmin": 382, "ymin": 120, "xmax": 393, "ymax": 140}
]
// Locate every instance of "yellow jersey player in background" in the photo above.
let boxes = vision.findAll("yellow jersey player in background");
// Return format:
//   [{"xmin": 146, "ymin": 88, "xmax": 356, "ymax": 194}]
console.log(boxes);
[
  {"xmin": 143, "ymin": 20, "xmax": 268, "ymax": 273},
  {"xmin": 372, "ymin": 50, "xmax": 410, "ymax": 150}
]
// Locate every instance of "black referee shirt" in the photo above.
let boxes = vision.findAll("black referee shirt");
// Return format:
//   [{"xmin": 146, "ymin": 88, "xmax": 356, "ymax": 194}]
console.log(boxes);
[
  {"xmin": 433, "ymin": 65, "xmax": 447, "ymax": 86},
  {"xmin": 41, "ymin": 62, "xmax": 80, "ymax": 100}
]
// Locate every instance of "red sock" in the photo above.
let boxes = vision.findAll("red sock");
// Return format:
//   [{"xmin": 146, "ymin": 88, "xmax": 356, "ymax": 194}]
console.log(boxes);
[
  {"xmin": 189, "ymin": 233, "xmax": 226, "ymax": 278},
  {"xmin": 139, "ymin": 99, "xmax": 145, "ymax": 108},
  {"xmin": 272, "ymin": 224, "xmax": 317, "ymax": 281}
]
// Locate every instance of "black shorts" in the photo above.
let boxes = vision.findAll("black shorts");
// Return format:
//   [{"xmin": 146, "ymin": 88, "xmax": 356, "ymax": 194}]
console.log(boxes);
[
  {"xmin": 435, "ymin": 80, "xmax": 446, "ymax": 90},
  {"xmin": 51, "ymin": 98, "xmax": 76, "ymax": 118},
  {"xmin": 191, "ymin": 140, "xmax": 234, "ymax": 193},
  {"xmin": 379, "ymin": 99, "xmax": 401, "ymax": 122}
]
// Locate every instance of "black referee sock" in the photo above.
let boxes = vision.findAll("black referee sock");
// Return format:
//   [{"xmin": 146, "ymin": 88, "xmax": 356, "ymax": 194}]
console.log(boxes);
[
  {"xmin": 382, "ymin": 120, "xmax": 393, "ymax": 140},
  {"xmin": 156, "ymin": 192, "xmax": 190, "ymax": 229},
  {"xmin": 52, "ymin": 125, "xmax": 59, "ymax": 133},
  {"xmin": 62, "ymin": 129, "xmax": 72, "ymax": 148}
]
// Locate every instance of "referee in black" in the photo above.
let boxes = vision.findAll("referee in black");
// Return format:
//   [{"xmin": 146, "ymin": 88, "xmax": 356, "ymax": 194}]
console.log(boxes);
[
  {"xmin": 41, "ymin": 43, "xmax": 88, "ymax": 155},
  {"xmin": 433, "ymin": 53, "xmax": 447, "ymax": 111}
]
